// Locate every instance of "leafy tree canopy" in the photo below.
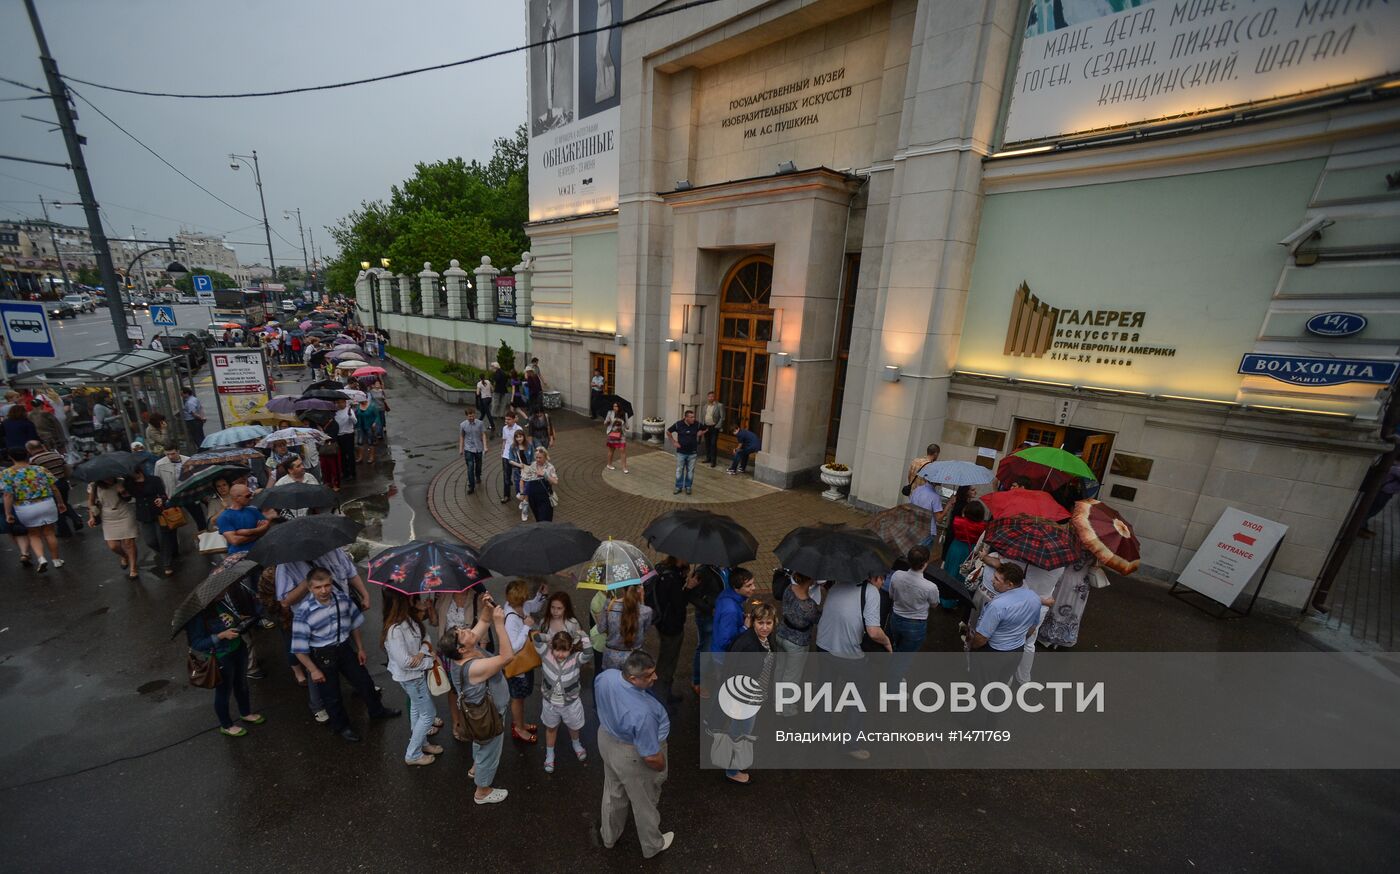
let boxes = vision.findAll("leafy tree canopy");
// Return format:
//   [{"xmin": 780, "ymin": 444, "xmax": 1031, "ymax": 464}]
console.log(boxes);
[{"xmin": 325, "ymin": 124, "xmax": 528, "ymax": 295}]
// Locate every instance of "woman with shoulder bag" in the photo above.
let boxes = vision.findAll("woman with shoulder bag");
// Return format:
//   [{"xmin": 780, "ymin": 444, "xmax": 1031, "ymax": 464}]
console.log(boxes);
[
  {"xmin": 518, "ymin": 447, "xmax": 559, "ymax": 523},
  {"xmin": 128, "ymin": 466, "xmax": 179, "ymax": 577},
  {"xmin": 439, "ymin": 593, "xmax": 514, "ymax": 806},
  {"xmin": 502, "ymin": 579, "xmax": 547, "ymax": 743},
  {"xmin": 184, "ymin": 590, "xmax": 265, "ymax": 737},
  {"xmin": 383, "ymin": 592, "xmax": 443, "ymax": 767}
]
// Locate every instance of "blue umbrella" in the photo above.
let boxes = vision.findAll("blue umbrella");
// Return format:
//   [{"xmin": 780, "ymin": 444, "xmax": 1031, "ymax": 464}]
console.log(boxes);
[{"xmin": 201, "ymin": 424, "xmax": 272, "ymax": 449}]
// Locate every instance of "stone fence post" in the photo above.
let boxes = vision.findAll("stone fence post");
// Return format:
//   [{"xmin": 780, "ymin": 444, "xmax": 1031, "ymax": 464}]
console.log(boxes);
[
  {"xmin": 376, "ymin": 269, "xmax": 396, "ymax": 313},
  {"xmin": 398, "ymin": 274, "xmax": 415, "ymax": 314},
  {"xmin": 512, "ymin": 251, "xmax": 534, "ymax": 327},
  {"xmin": 474, "ymin": 256, "xmax": 499, "ymax": 322},
  {"xmin": 419, "ymin": 262, "xmax": 441, "ymax": 316},
  {"xmin": 443, "ymin": 259, "xmax": 470, "ymax": 319}
]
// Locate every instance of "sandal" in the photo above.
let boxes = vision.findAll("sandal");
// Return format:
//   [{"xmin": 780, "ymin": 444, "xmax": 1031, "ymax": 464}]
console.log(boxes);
[
  {"xmin": 241, "ymin": 714, "xmax": 266, "ymax": 725},
  {"xmin": 432, "ymin": 717, "xmax": 444, "ymax": 728},
  {"xmin": 220, "ymin": 725, "xmax": 248, "ymax": 737},
  {"xmin": 524, "ymin": 722, "xmax": 539, "ymax": 732},
  {"xmin": 511, "ymin": 727, "xmax": 537, "ymax": 744},
  {"xmin": 127, "ymin": 572, "xmax": 140, "ymax": 581},
  {"xmin": 427, "ymin": 725, "xmax": 440, "ymax": 737}
]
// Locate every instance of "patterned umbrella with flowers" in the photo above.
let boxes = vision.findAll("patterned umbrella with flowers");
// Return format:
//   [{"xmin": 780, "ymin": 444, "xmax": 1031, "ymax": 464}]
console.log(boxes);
[{"xmin": 367, "ymin": 540, "xmax": 492, "ymax": 595}]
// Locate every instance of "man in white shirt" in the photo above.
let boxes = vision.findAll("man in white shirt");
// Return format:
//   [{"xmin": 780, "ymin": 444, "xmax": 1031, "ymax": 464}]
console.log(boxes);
[
  {"xmin": 499, "ymin": 411, "xmax": 523, "ymax": 504},
  {"xmin": 333, "ymin": 400, "xmax": 358, "ymax": 480},
  {"xmin": 888, "ymin": 546, "xmax": 938, "ymax": 653},
  {"xmin": 475, "ymin": 375, "xmax": 494, "ymax": 429},
  {"xmin": 589, "ymin": 369, "xmax": 606, "ymax": 419}
]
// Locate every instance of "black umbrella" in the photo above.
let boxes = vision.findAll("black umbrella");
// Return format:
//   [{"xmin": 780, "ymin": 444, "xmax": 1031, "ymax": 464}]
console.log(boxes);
[
  {"xmin": 774, "ymin": 523, "xmax": 897, "ymax": 584},
  {"xmin": 299, "ymin": 410, "xmax": 334, "ymax": 426},
  {"xmin": 306, "ymin": 379, "xmax": 343, "ymax": 391},
  {"xmin": 478, "ymin": 522, "xmax": 601, "ymax": 576},
  {"xmin": 169, "ymin": 559, "xmax": 259, "ymax": 638},
  {"xmin": 642, "ymin": 508, "xmax": 757, "ymax": 566},
  {"xmin": 251, "ymin": 481, "xmax": 338, "ymax": 512},
  {"xmin": 71, "ymin": 451, "xmax": 142, "ymax": 482},
  {"xmin": 301, "ymin": 388, "xmax": 350, "ymax": 401},
  {"xmin": 367, "ymin": 540, "xmax": 492, "ymax": 595},
  {"xmin": 600, "ymin": 394, "xmax": 634, "ymax": 419},
  {"xmin": 169, "ymin": 464, "xmax": 250, "ymax": 507},
  {"xmin": 247, "ymin": 514, "xmax": 362, "ymax": 565}
]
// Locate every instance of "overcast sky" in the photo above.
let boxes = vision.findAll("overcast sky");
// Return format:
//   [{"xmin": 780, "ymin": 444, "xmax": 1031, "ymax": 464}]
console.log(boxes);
[{"xmin": 0, "ymin": 0, "xmax": 526, "ymax": 268}]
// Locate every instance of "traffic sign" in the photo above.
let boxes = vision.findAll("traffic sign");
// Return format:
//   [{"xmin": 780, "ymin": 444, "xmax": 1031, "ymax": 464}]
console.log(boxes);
[
  {"xmin": 0, "ymin": 301, "xmax": 56, "ymax": 359},
  {"xmin": 150, "ymin": 305, "xmax": 177, "ymax": 327},
  {"xmin": 192, "ymin": 274, "xmax": 213, "ymax": 293},
  {"xmin": 196, "ymin": 290, "xmax": 216, "ymax": 306}
]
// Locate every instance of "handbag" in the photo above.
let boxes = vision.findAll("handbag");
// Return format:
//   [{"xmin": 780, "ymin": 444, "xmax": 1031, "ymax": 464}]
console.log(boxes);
[
  {"xmin": 456, "ymin": 658, "xmax": 504, "ymax": 742},
  {"xmin": 1088, "ymin": 566, "xmax": 1111, "ymax": 589},
  {"xmin": 197, "ymin": 531, "xmax": 228, "ymax": 554},
  {"xmin": 707, "ymin": 724, "xmax": 755, "ymax": 770},
  {"xmin": 503, "ymin": 628, "xmax": 543, "ymax": 678},
  {"xmin": 427, "ymin": 658, "xmax": 450, "ymax": 696},
  {"xmin": 158, "ymin": 506, "xmax": 188, "ymax": 529},
  {"xmin": 187, "ymin": 649, "xmax": 220, "ymax": 688},
  {"xmin": 547, "ymin": 485, "xmax": 559, "ymax": 508}
]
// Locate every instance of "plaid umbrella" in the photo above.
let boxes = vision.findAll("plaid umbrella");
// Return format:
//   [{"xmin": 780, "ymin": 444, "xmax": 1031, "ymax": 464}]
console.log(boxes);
[
  {"xmin": 367, "ymin": 540, "xmax": 492, "ymax": 595},
  {"xmin": 984, "ymin": 514, "xmax": 1082, "ymax": 570},
  {"xmin": 179, "ymin": 447, "xmax": 264, "ymax": 481},
  {"xmin": 578, "ymin": 539, "xmax": 657, "ymax": 591},
  {"xmin": 863, "ymin": 503, "xmax": 933, "ymax": 556},
  {"xmin": 980, "ymin": 489, "xmax": 1071, "ymax": 521},
  {"xmin": 1071, "ymin": 499, "xmax": 1141, "ymax": 575}
]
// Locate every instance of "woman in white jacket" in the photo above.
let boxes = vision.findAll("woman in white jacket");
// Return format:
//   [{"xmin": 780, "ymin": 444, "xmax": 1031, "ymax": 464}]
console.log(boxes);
[{"xmin": 382, "ymin": 594, "xmax": 444, "ymax": 766}]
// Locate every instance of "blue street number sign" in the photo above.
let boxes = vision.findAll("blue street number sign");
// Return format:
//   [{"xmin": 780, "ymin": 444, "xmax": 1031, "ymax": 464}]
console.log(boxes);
[
  {"xmin": 1305, "ymin": 312, "xmax": 1367, "ymax": 337},
  {"xmin": 150, "ymin": 305, "xmax": 177, "ymax": 327},
  {"xmin": 0, "ymin": 301, "xmax": 56, "ymax": 359},
  {"xmin": 192, "ymin": 274, "xmax": 213, "ymax": 293}
]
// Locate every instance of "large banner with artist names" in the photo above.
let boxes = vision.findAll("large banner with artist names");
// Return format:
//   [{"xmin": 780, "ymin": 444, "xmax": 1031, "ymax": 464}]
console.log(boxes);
[
  {"xmin": 1004, "ymin": 0, "xmax": 1400, "ymax": 144},
  {"xmin": 527, "ymin": 0, "xmax": 621, "ymax": 221}
]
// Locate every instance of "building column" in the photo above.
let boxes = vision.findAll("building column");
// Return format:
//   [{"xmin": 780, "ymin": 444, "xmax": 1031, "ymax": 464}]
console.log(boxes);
[
  {"xmin": 418, "ymin": 262, "xmax": 441, "ymax": 316},
  {"xmin": 512, "ymin": 252, "xmax": 534, "ymax": 326},
  {"xmin": 847, "ymin": 0, "xmax": 1019, "ymax": 508},
  {"xmin": 376, "ymin": 269, "xmax": 396, "ymax": 313},
  {"xmin": 443, "ymin": 259, "xmax": 469, "ymax": 318},
  {"xmin": 474, "ymin": 256, "xmax": 499, "ymax": 322}
]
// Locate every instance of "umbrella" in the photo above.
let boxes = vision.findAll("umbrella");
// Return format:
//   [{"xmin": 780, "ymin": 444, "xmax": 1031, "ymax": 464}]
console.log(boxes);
[
  {"xmin": 251, "ymin": 481, "xmax": 338, "ymax": 512},
  {"xmin": 478, "ymin": 522, "xmax": 601, "ymax": 576},
  {"xmin": 334, "ymin": 334, "xmax": 357, "ymax": 345},
  {"xmin": 599, "ymin": 394, "xmax": 634, "ymax": 420},
  {"xmin": 1072, "ymin": 499, "xmax": 1140, "ymax": 575},
  {"xmin": 306, "ymin": 379, "xmax": 344, "ymax": 391},
  {"xmin": 323, "ymin": 322, "xmax": 342, "ymax": 329},
  {"xmin": 256, "ymin": 427, "xmax": 328, "ymax": 448},
  {"xmin": 367, "ymin": 540, "xmax": 492, "ymax": 595},
  {"xmin": 242, "ymin": 401, "xmax": 300, "ymax": 426},
  {"xmin": 71, "ymin": 451, "xmax": 142, "ymax": 482},
  {"xmin": 998, "ymin": 446, "xmax": 1097, "ymax": 491},
  {"xmin": 169, "ymin": 559, "xmax": 260, "ymax": 638},
  {"xmin": 579, "ymin": 539, "xmax": 658, "ymax": 592},
  {"xmin": 916, "ymin": 460, "xmax": 995, "ymax": 487},
  {"xmin": 334, "ymin": 359, "xmax": 369, "ymax": 370},
  {"xmin": 266, "ymin": 394, "xmax": 336, "ymax": 414},
  {"xmin": 301, "ymin": 388, "xmax": 350, "ymax": 401},
  {"xmin": 863, "ymin": 503, "xmax": 934, "ymax": 556},
  {"xmin": 247, "ymin": 514, "xmax": 363, "ymax": 565},
  {"xmin": 299, "ymin": 320, "xmax": 313, "ymax": 330},
  {"xmin": 642, "ymin": 508, "xmax": 757, "ymax": 566},
  {"xmin": 169, "ymin": 464, "xmax": 250, "ymax": 506},
  {"xmin": 201, "ymin": 424, "xmax": 272, "ymax": 449},
  {"xmin": 179, "ymin": 447, "xmax": 265, "ymax": 481},
  {"xmin": 983, "ymin": 514, "xmax": 1082, "ymax": 570},
  {"xmin": 331, "ymin": 343, "xmax": 362, "ymax": 353},
  {"xmin": 299, "ymin": 410, "xmax": 334, "ymax": 427},
  {"xmin": 342, "ymin": 389, "xmax": 368, "ymax": 404},
  {"xmin": 774, "ymin": 523, "xmax": 897, "ymax": 584},
  {"xmin": 352, "ymin": 366, "xmax": 386, "ymax": 377},
  {"xmin": 980, "ymin": 489, "xmax": 1071, "ymax": 522}
]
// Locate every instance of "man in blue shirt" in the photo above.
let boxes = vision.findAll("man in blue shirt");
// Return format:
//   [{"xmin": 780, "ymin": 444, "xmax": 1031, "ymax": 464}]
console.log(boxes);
[
  {"xmin": 216, "ymin": 483, "xmax": 269, "ymax": 555},
  {"xmin": 666, "ymin": 410, "xmax": 706, "ymax": 495},
  {"xmin": 969, "ymin": 563, "xmax": 1042, "ymax": 686},
  {"xmin": 180, "ymin": 387, "xmax": 205, "ymax": 450},
  {"xmin": 727, "ymin": 425, "xmax": 760, "ymax": 475},
  {"xmin": 594, "ymin": 651, "xmax": 674, "ymax": 858}
]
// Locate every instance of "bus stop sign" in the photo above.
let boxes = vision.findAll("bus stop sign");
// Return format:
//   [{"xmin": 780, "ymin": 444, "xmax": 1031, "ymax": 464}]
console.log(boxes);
[{"xmin": 0, "ymin": 301, "xmax": 56, "ymax": 359}]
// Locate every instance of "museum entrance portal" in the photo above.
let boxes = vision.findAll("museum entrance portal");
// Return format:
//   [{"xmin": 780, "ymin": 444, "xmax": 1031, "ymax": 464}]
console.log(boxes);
[
  {"xmin": 715, "ymin": 255, "xmax": 773, "ymax": 454},
  {"xmin": 1011, "ymin": 418, "xmax": 1115, "ymax": 482}
]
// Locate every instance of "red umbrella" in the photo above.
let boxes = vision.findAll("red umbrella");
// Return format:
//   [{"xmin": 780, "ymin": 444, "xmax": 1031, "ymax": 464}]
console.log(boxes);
[
  {"xmin": 1071, "ymin": 500, "xmax": 1140, "ymax": 575},
  {"xmin": 980, "ymin": 489, "xmax": 1070, "ymax": 521},
  {"xmin": 996, "ymin": 454, "xmax": 1078, "ymax": 492},
  {"xmin": 984, "ymin": 514, "xmax": 1081, "ymax": 569}
]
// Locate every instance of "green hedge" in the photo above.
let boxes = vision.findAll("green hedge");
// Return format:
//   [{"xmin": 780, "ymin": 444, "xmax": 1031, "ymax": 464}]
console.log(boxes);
[{"xmin": 387, "ymin": 346, "xmax": 486, "ymax": 389}]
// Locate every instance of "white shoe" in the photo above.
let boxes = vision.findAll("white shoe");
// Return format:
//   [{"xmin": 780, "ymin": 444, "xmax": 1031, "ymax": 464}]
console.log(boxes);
[
  {"xmin": 519, "ymin": 501, "xmax": 529, "ymax": 521},
  {"xmin": 50, "ymin": 558, "xmax": 65, "ymax": 568},
  {"xmin": 607, "ymin": 465, "xmax": 616, "ymax": 470},
  {"xmin": 623, "ymin": 469, "xmax": 629, "ymax": 474},
  {"xmin": 314, "ymin": 709, "xmax": 329, "ymax": 723},
  {"xmin": 473, "ymin": 788, "xmax": 508, "ymax": 805},
  {"xmin": 660, "ymin": 832, "xmax": 675, "ymax": 852}
]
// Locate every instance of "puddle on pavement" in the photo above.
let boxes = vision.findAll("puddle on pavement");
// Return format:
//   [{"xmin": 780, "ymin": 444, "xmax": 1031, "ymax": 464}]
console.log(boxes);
[
  {"xmin": 137, "ymin": 679, "xmax": 170, "ymax": 695},
  {"xmin": 340, "ymin": 444, "xmax": 415, "ymax": 560}
]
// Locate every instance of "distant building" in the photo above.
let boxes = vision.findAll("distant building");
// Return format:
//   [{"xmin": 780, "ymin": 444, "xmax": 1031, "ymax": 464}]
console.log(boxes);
[{"xmin": 175, "ymin": 232, "xmax": 250, "ymax": 287}]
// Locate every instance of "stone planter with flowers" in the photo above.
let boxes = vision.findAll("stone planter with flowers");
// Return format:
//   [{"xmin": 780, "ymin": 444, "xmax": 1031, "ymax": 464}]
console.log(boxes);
[
  {"xmin": 819, "ymin": 462, "xmax": 852, "ymax": 501},
  {"xmin": 642, "ymin": 417, "xmax": 665, "ymax": 445}
]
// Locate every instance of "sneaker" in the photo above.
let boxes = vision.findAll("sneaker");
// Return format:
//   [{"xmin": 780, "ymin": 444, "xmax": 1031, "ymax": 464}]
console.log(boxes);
[
  {"xmin": 473, "ymin": 788, "xmax": 509, "ymax": 805},
  {"xmin": 573, "ymin": 740, "xmax": 587, "ymax": 762},
  {"xmin": 19, "ymin": 554, "xmax": 32, "ymax": 567},
  {"xmin": 314, "ymin": 709, "xmax": 329, "ymax": 723},
  {"xmin": 36, "ymin": 558, "xmax": 48, "ymax": 573},
  {"xmin": 607, "ymin": 465, "xmax": 616, "ymax": 470},
  {"xmin": 421, "ymin": 743, "xmax": 444, "ymax": 755},
  {"xmin": 259, "ymin": 618, "xmax": 276, "ymax": 629},
  {"xmin": 726, "ymin": 470, "xmax": 735, "ymax": 476},
  {"xmin": 544, "ymin": 755, "xmax": 555, "ymax": 774},
  {"xmin": 623, "ymin": 469, "xmax": 629, "ymax": 474},
  {"xmin": 674, "ymin": 488, "xmax": 682, "ymax": 495},
  {"xmin": 405, "ymin": 755, "xmax": 436, "ymax": 766},
  {"xmin": 50, "ymin": 558, "xmax": 65, "ymax": 568},
  {"xmin": 519, "ymin": 501, "xmax": 529, "ymax": 522},
  {"xmin": 685, "ymin": 488, "xmax": 692, "ymax": 495},
  {"xmin": 246, "ymin": 667, "xmax": 266, "ymax": 679},
  {"xmin": 660, "ymin": 832, "xmax": 675, "ymax": 853}
]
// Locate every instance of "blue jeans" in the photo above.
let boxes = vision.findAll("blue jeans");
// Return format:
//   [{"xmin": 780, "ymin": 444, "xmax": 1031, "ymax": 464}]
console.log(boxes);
[
  {"xmin": 888, "ymin": 614, "xmax": 928, "ymax": 653},
  {"xmin": 506, "ymin": 458, "xmax": 522, "ymax": 498},
  {"xmin": 463, "ymin": 451, "xmax": 482, "ymax": 489},
  {"xmin": 399, "ymin": 675, "xmax": 436, "ymax": 762},
  {"xmin": 473, "ymin": 723, "xmax": 505, "ymax": 788},
  {"xmin": 675, "ymin": 452, "xmax": 697, "ymax": 490},
  {"xmin": 691, "ymin": 614, "xmax": 714, "ymax": 685}
]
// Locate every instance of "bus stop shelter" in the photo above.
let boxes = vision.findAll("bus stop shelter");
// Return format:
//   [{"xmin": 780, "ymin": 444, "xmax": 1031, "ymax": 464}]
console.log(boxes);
[{"xmin": 10, "ymin": 349, "xmax": 187, "ymax": 449}]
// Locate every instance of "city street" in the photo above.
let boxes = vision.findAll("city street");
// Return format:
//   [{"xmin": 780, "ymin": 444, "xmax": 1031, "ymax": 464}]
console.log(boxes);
[{"xmin": 42, "ymin": 301, "xmax": 232, "ymax": 358}]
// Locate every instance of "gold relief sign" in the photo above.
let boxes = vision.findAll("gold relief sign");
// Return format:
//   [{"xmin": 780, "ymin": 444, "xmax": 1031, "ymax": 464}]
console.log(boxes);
[{"xmin": 1003, "ymin": 282, "xmax": 1175, "ymax": 370}]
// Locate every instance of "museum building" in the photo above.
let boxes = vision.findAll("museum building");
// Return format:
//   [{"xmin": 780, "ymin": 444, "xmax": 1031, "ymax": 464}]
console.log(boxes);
[{"xmin": 367, "ymin": 0, "xmax": 1400, "ymax": 613}]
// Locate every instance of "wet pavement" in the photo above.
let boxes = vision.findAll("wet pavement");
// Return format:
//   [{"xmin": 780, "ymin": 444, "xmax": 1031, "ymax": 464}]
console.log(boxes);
[{"xmin": 1, "ymin": 367, "xmax": 1397, "ymax": 872}]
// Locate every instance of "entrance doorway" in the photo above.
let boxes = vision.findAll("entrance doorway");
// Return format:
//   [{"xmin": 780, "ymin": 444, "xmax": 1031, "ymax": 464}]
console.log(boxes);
[
  {"xmin": 590, "ymin": 352, "xmax": 615, "ymax": 396},
  {"xmin": 715, "ymin": 255, "xmax": 773, "ymax": 453},
  {"xmin": 1011, "ymin": 418, "xmax": 1115, "ymax": 481}
]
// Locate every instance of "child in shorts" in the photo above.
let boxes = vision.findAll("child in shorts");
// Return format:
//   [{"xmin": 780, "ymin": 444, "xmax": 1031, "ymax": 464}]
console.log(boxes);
[{"xmin": 533, "ymin": 629, "xmax": 587, "ymax": 773}]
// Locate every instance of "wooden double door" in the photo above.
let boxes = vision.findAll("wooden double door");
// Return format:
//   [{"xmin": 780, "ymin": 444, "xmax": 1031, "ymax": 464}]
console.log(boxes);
[
  {"xmin": 714, "ymin": 256, "xmax": 773, "ymax": 453},
  {"xmin": 1012, "ymin": 420, "xmax": 1114, "ymax": 481}
]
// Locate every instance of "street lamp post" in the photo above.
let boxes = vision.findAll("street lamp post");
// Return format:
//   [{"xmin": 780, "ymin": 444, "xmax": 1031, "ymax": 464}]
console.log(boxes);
[
  {"xmin": 37, "ymin": 196, "xmax": 76, "ymax": 295},
  {"xmin": 283, "ymin": 207, "xmax": 310, "ymax": 290},
  {"xmin": 229, "ymin": 151, "xmax": 277, "ymax": 285}
]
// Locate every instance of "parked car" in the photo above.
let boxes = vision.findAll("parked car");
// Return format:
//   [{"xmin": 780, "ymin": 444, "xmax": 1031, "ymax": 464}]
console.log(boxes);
[
  {"xmin": 151, "ymin": 332, "xmax": 207, "ymax": 369},
  {"xmin": 279, "ymin": 300, "xmax": 298, "ymax": 314},
  {"xmin": 61, "ymin": 294, "xmax": 94, "ymax": 313},
  {"xmin": 48, "ymin": 301, "xmax": 78, "ymax": 320}
]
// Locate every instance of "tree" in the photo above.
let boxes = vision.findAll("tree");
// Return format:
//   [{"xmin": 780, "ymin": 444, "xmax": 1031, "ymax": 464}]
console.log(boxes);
[
  {"xmin": 173, "ymin": 270, "xmax": 237, "ymax": 293},
  {"xmin": 76, "ymin": 267, "xmax": 102, "ymax": 287},
  {"xmin": 324, "ymin": 123, "xmax": 529, "ymax": 295},
  {"xmin": 274, "ymin": 265, "xmax": 305, "ymax": 289}
]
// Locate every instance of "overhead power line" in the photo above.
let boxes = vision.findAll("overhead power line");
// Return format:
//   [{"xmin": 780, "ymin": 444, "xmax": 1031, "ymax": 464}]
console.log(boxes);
[
  {"xmin": 0, "ymin": 75, "xmax": 48, "ymax": 95},
  {"xmin": 58, "ymin": 0, "xmax": 726, "ymax": 99}
]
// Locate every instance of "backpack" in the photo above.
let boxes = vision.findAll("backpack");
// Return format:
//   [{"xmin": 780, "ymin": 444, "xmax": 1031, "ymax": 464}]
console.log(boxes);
[{"xmin": 771, "ymin": 567, "xmax": 795, "ymax": 604}]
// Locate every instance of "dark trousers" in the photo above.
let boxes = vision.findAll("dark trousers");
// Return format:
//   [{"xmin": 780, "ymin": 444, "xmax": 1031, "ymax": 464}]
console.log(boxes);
[
  {"xmin": 728, "ymin": 448, "xmax": 752, "ymax": 472},
  {"xmin": 337, "ymin": 434, "xmax": 357, "ymax": 478},
  {"xmin": 656, "ymin": 629, "xmax": 684, "ymax": 697},
  {"xmin": 139, "ymin": 519, "xmax": 179, "ymax": 569},
  {"xmin": 213, "ymin": 644, "xmax": 251, "ymax": 729},
  {"xmin": 589, "ymin": 390, "xmax": 603, "ymax": 419},
  {"xmin": 312, "ymin": 640, "xmax": 389, "ymax": 732},
  {"xmin": 185, "ymin": 418, "xmax": 205, "ymax": 450},
  {"xmin": 703, "ymin": 427, "xmax": 719, "ymax": 465},
  {"xmin": 55, "ymin": 478, "xmax": 84, "ymax": 535},
  {"xmin": 463, "ymin": 451, "xmax": 483, "ymax": 490},
  {"xmin": 525, "ymin": 479, "xmax": 553, "ymax": 522},
  {"xmin": 476, "ymin": 397, "xmax": 493, "ymax": 430}
]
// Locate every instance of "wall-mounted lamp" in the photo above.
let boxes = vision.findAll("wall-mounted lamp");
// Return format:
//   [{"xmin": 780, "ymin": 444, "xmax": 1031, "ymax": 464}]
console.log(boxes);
[
  {"xmin": 775, "ymin": 160, "xmax": 798, "ymax": 175},
  {"xmin": 881, "ymin": 364, "xmax": 901, "ymax": 383},
  {"xmin": 665, "ymin": 338, "xmax": 678, "ymax": 352},
  {"xmin": 674, "ymin": 179, "xmax": 693, "ymax": 191},
  {"xmin": 360, "ymin": 261, "xmax": 371, "ymax": 271},
  {"xmin": 776, "ymin": 351, "xmax": 792, "ymax": 367},
  {"xmin": 615, "ymin": 334, "xmax": 628, "ymax": 347},
  {"xmin": 380, "ymin": 257, "xmax": 391, "ymax": 269}
]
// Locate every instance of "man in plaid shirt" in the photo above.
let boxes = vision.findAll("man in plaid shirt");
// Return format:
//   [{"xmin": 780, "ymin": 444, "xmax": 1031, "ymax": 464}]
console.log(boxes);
[{"xmin": 290, "ymin": 568, "xmax": 400, "ymax": 741}]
